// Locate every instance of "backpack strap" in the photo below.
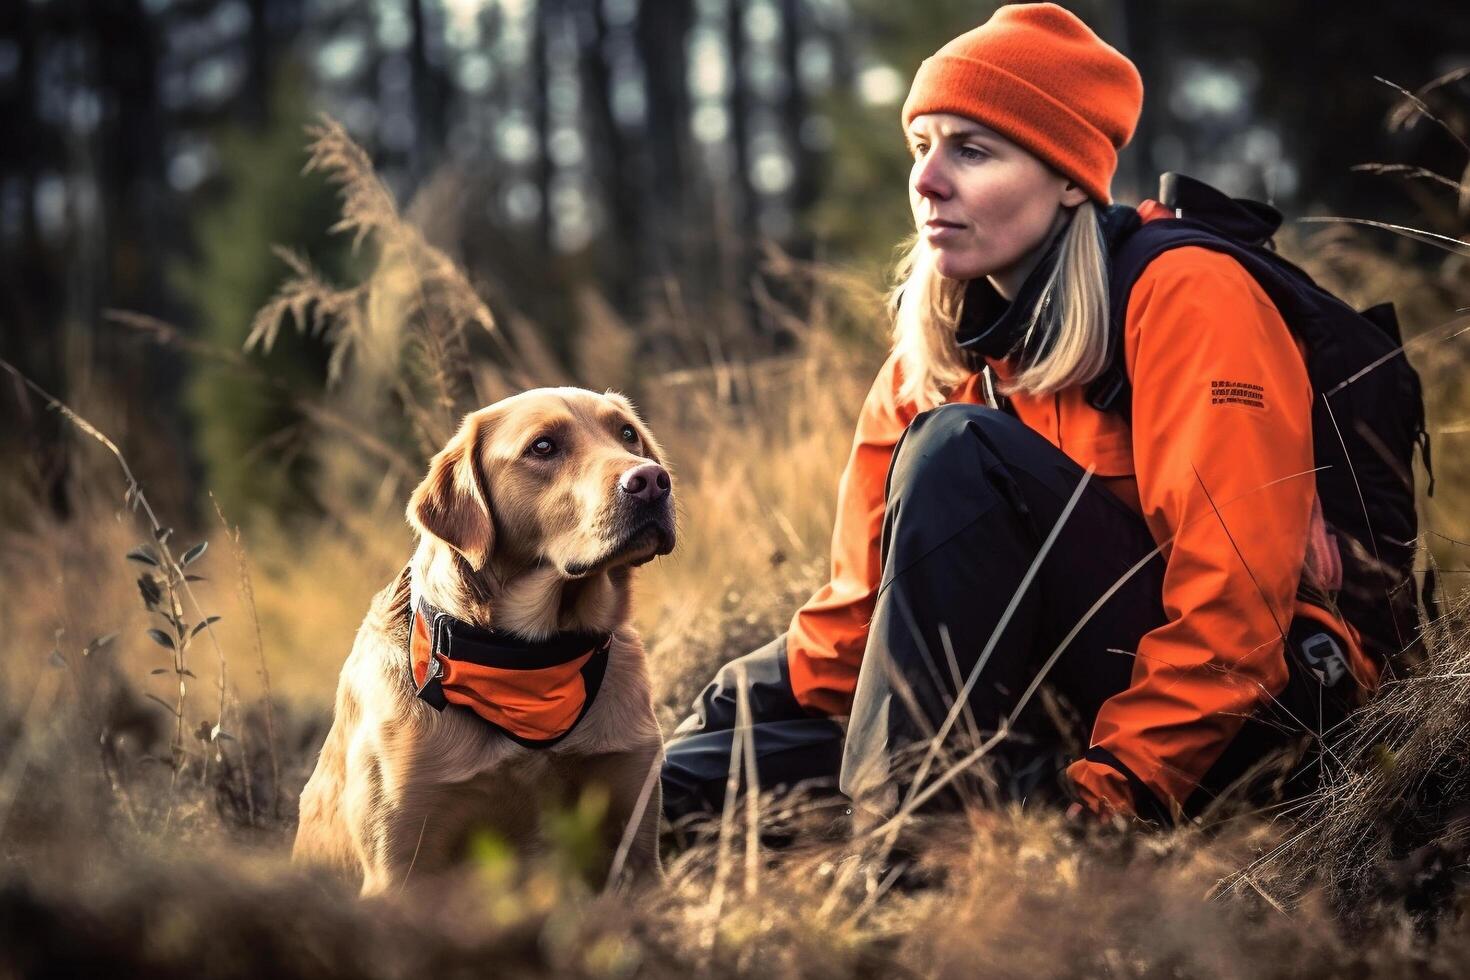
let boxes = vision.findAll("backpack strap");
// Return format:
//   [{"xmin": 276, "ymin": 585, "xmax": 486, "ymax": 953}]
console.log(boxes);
[
  {"xmin": 1087, "ymin": 173, "xmax": 1294, "ymax": 423},
  {"xmin": 1084, "ymin": 223, "xmax": 1207, "ymax": 423},
  {"xmin": 1086, "ymin": 223, "xmax": 1319, "ymax": 423}
]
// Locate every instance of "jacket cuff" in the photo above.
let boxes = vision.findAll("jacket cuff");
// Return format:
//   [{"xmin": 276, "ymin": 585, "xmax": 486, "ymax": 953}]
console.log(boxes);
[
  {"xmin": 1067, "ymin": 747, "xmax": 1175, "ymax": 825},
  {"xmin": 1066, "ymin": 758, "xmax": 1134, "ymax": 818}
]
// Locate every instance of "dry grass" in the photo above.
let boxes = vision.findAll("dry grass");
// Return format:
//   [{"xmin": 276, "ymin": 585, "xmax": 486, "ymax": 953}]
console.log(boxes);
[{"xmin": 4, "ymin": 100, "xmax": 1470, "ymax": 975}]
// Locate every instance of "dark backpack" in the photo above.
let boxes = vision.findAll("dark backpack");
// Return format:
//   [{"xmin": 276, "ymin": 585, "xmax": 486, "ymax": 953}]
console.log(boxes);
[{"xmin": 1086, "ymin": 172, "xmax": 1436, "ymax": 672}]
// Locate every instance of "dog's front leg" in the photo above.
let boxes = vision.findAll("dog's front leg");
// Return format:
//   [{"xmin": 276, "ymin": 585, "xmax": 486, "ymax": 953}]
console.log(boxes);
[
  {"xmin": 586, "ymin": 740, "xmax": 665, "ymax": 888},
  {"xmin": 345, "ymin": 736, "xmax": 449, "ymax": 897}
]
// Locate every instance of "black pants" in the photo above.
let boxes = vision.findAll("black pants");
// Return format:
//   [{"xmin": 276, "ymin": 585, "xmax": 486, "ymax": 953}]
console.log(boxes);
[{"xmin": 662, "ymin": 404, "xmax": 1355, "ymax": 826}]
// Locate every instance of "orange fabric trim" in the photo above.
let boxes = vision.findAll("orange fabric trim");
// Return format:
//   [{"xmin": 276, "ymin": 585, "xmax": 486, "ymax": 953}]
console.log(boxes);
[{"xmin": 411, "ymin": 611, "xmax": 592, "ymax": 742}]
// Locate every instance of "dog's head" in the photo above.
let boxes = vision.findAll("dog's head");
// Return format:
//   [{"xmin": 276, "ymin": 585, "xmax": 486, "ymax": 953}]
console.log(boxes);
[{"xmin": 407, "ymin": 388, "xmax": 675, "ymax": 582}]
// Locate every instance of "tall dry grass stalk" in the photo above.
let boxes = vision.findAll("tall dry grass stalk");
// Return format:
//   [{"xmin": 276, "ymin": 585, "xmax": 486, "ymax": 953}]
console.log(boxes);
[
  {"xmin": 1220, "ymin": 586, "xmax": 1470, "ymax": 913},
  {"xmin": 247, "ymin": 115, "xmax": 531, "ymax": 464},
  {"xmin": 213, "ymin": 494, "xmax": 279, "ymax": 821},
  {"xmin": 0, "ymin": 357, "xmax": 251, "ymax": 829}
]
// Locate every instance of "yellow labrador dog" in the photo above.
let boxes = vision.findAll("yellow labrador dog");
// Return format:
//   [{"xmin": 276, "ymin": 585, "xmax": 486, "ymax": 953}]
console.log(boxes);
[{"xmin": 294, "ymin": 388, "xmax": 674, "ymax": 894}]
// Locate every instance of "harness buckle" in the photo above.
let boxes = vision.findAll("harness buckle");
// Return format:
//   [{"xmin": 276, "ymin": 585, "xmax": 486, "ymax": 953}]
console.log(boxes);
[{"xmin": 414, "ymin": 612, "xmax": 451, "ymax": 710}]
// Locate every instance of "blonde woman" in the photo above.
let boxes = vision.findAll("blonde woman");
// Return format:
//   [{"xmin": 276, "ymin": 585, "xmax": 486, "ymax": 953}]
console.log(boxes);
[{"xmin": 664, "ymin": 2, "xmax": 1376, "ymax": 826}]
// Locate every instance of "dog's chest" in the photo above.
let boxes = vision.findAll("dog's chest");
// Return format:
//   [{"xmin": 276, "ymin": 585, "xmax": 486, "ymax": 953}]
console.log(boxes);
[{"xmin": 457, "ymin": 748, "xmax": 607, "ymax": 821}]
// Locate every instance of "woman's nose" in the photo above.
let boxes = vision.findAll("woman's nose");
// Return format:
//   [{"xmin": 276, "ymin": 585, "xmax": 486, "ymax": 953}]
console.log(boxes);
[{"xmin": 911, "ymin": 152, "xmax": 950, "ymax": 201}]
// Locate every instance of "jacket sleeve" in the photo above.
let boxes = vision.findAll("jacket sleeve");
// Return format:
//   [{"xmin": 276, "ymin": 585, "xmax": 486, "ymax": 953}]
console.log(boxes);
[
  {"xmin": 1065, "ymin": 246, "xmax": 1317, "ymax": 817},
  {"xmin": 785, "ymin": 350, "xmax": 920, "ymax": 717}
]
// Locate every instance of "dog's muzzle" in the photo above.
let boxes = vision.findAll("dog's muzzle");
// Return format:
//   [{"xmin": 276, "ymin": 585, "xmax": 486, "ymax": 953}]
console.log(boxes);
[{"xmin": 409, "ymin": 598, "xmax": 611, "ymax": 747}]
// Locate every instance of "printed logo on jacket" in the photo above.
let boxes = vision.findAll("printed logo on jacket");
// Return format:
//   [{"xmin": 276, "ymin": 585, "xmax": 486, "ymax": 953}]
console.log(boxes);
[{"xmin": 1210, "ymin": 379, "xmax": 1265, "ymax": 409}]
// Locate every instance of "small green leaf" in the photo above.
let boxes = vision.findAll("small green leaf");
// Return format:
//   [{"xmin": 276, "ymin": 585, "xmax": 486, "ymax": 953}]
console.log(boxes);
[
  {"xmin": 150, "ymin": 667, "xmax": 169, "ymax": 675},
  {"xmin": 126, "ymin": 546, "xmax": 159, "ymax": 567},
  {"xmin": 190, "ymin": 616, "xmax": 221, "ymax": 638},
  {"xmin": 184, "ymin": 574, "xmax": 206, "ymax": 583},
  {"xmin": 137, "ymin": 574, "xmax": 163, "ymax": 608},
  {"xmin": 212, "ymin": 726, "xmax": 235, "ymax": 742},
  {"xmin": 182, "ymin": 541, "xmax": 208, "ymax": 566},
  {"xmin": 1372, "ymin": 743, "xmax": 1396, "ymax": 773},
  {"xmin": 146, "ymin": 628, "xmax": 175, "ymax": 650}
]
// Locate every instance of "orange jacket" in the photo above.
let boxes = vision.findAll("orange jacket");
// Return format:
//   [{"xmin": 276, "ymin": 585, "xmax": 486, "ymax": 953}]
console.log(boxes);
[{"xmin": 786, "ymin": 199, "xmax": 1378, "ymax": 816}]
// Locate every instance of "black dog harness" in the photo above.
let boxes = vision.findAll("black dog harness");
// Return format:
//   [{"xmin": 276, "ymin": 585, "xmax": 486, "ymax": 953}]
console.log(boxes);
[{"xmin": 409, "ymin": 597, "xmax": 612, "ymax": 749}]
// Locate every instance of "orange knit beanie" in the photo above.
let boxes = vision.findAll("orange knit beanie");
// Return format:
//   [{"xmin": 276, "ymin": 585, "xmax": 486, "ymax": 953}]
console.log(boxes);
[{"xmin": 901, "ymin": 3, "xmax": 1143, "ymax": 205}]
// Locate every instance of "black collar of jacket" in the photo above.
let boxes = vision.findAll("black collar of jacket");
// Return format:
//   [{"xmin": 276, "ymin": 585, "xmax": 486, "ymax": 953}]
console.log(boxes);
[
  {"xmin": 415, "ymin": 596, "xmax": 612, "ymax": 670},
  {"xmin": 955, "ymin": 203, "xmax": 1141, "ymax": 362}
]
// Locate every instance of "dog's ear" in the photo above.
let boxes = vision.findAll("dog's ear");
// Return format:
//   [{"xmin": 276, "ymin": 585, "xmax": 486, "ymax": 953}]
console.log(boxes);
[
  {"xmin": 407, "ymin": 414, "xmax": 494, "ymax": 569},
  {"xmin": 606, "ymin": 391, "xmax": 666, "ymax": 467}
]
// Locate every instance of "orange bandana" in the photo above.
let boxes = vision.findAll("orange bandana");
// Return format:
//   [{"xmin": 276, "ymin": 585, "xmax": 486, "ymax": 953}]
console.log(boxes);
[{"xmin": 410, "ymin": 599, "xmax": 610, "ymax": 747}]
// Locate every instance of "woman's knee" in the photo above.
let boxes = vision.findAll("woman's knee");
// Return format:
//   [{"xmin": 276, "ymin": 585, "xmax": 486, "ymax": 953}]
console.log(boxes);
[
  {"xmin": 889, "ymin": 403, "xmax": 1016, "ymax": 500},
  {"xmin": 910, "ymin": 402, "xmax": 1017, "ymax": 444}
]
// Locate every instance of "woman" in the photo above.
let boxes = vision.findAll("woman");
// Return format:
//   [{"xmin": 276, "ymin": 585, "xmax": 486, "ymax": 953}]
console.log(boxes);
[{"xmin": 662, "ymin": 2, "xmax": 1374, "ymax": 825}]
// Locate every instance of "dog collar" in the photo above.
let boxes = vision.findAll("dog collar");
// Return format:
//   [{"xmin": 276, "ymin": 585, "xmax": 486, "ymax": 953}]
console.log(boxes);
[{"xmin": 408, "ymin": 597, "xmax": 612, "ymax": 748}]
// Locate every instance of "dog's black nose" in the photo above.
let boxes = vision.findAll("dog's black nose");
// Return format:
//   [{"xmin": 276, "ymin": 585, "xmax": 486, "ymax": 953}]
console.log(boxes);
[{"xmin": 618, "ymin": 462, "xmax": 671, "ymax": 502}]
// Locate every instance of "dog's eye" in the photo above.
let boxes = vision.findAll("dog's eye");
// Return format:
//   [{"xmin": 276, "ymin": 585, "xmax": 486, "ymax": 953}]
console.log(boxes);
[
  {"xmin": 620, "ymin": 424, "xmax": 639, "ymax": 444},
  {"xmin": 528, "ymin": 437, "xmax": 557, "ymax": 457}
]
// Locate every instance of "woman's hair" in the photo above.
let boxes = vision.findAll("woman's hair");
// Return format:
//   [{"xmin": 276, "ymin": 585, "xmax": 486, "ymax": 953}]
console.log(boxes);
[{"xmin": 889, "ymin": 199, "xmax": 1112, "ymax": 407}]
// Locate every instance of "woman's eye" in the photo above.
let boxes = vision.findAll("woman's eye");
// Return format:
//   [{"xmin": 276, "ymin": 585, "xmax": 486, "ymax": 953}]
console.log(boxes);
[
  {"xmin": 910, "ymin": 141, "xmax": 929, "ymax": 158},
  {"xmin": 958, "ymin": 144, "xmax": 988, "ymax": 161},
  {"xmin": 529, "ymin": 437, "xmax": 556, "ymax": 457},
  {"xmin": 620, "ymin": 425, "xmax": 639, "ymax": 444}
]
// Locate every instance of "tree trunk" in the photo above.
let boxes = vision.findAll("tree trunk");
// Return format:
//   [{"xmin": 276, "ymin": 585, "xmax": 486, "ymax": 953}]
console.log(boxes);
[
  {"xmin": 633, "ymin": 0, "xmax": 694, "ymax": 284},
  {"xmin": 245, "ymin": 0, "xmax": 270, "ymax": 127},
  {"xmin": 575, "ymin": 0, "xmax": 641, "ymax": 310},
  {"xmin": 1112, "ymin": 0, "xmax": 1159, "ymax": 203},
  {"xmin": 779, "ymin": 0, "xmax": 817, "ymax": 255},
  {"xmin": 408, "ymin": 0, "xmax": 446, "ymax": 174},
  {"xmin": 723, "ymin": 0, "xmax": 759, "ymax": 337},
  {"xmin": 532, "ymin": 0, "xmax": 557, "ymax": 253}
]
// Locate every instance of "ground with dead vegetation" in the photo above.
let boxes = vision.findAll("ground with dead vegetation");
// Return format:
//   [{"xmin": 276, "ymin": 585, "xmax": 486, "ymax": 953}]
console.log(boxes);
[{"xmin": 3, "ymin": 113, "xmax": 1470, "ymax": 978}]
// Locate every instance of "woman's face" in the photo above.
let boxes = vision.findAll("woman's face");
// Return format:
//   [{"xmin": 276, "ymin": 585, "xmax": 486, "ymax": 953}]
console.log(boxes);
[{"xmin": 907, "ymin": 113, "xmax": 1088, "ymax": 292}]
